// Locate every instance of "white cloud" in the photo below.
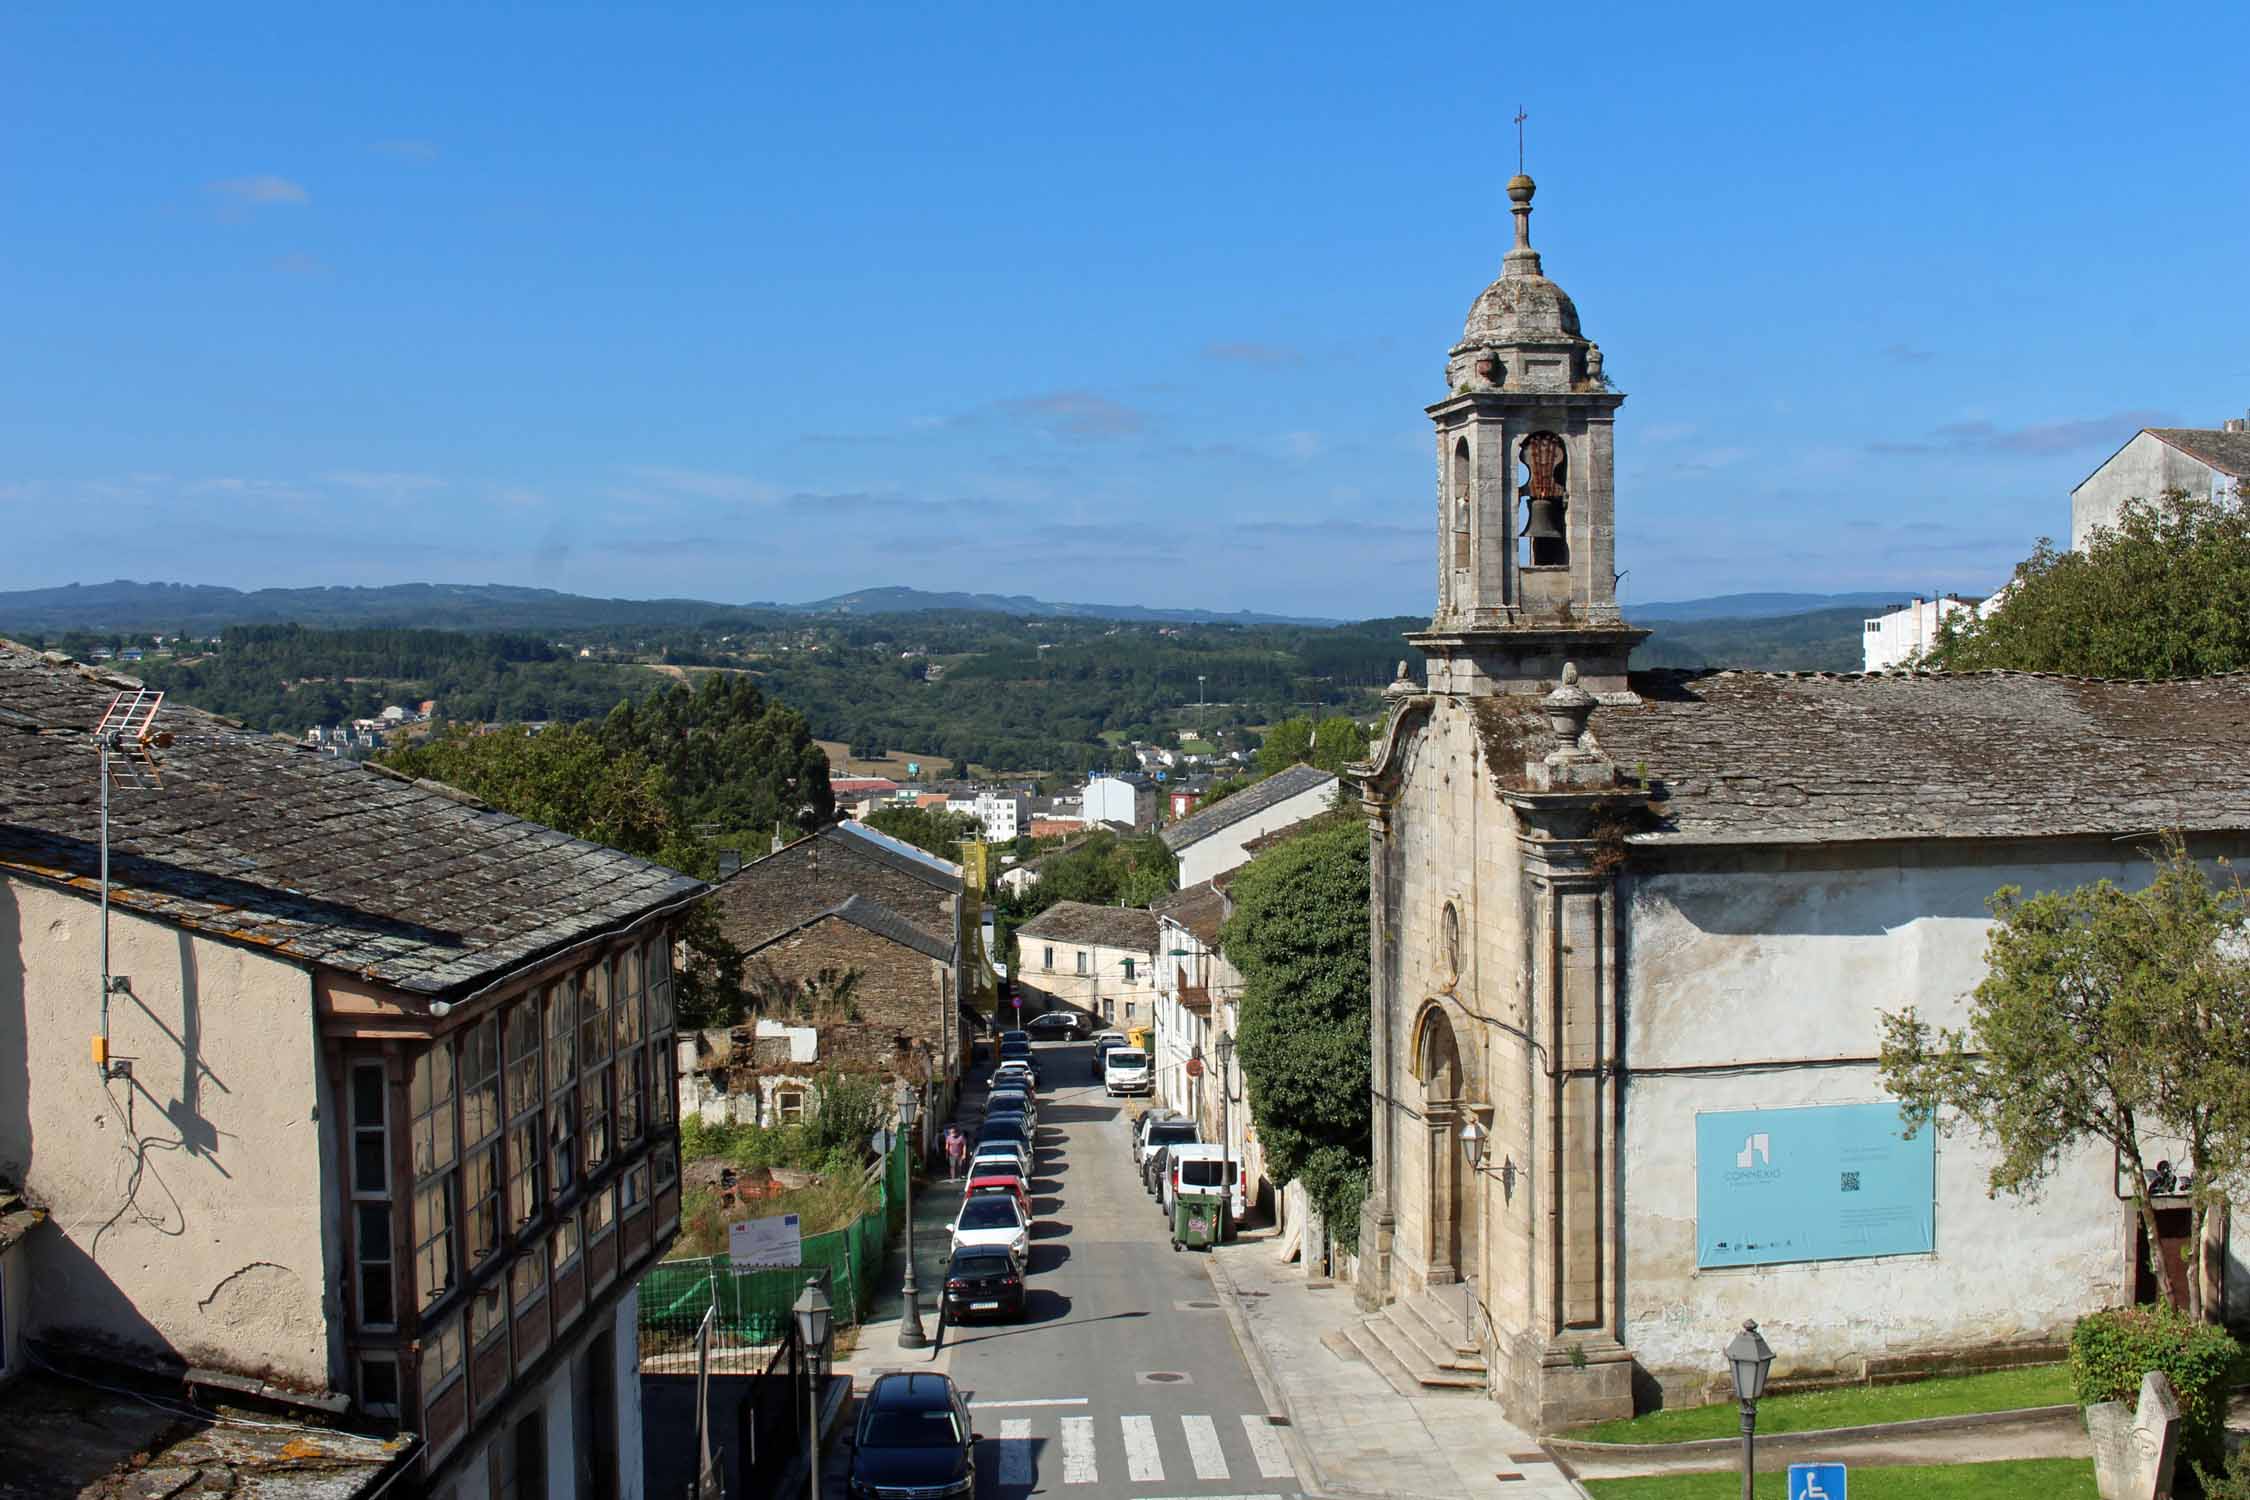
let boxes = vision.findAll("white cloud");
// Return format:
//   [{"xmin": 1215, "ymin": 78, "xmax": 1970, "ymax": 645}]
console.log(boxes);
[{"xmin": 210, "ymin": 175, "xmax": 310, "ymax": 206}]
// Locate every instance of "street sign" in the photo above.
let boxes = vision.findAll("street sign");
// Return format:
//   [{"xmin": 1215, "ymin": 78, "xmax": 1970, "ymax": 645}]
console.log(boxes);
[
  {"xmin": 1186, "ymin": 1056, "xmax": 1204, "ymax": 1078},
  {"xmin": 728, "ymin": 1212, "xmax": 802, "ymax": 1268},
  {"xmin": 1787, "ymin": 1462, "xmax": 1846, "ymax": 1500}
]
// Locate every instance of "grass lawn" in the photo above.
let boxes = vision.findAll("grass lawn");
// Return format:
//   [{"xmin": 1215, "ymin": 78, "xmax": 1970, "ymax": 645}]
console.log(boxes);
[
  {"xmin": 1584, "ymin": 1457, "xmax": 2096, "ymax": 1499},
  {"xmin": 1569, "ymin": 1365, "xmax": 2075, "ymax": 1445}
]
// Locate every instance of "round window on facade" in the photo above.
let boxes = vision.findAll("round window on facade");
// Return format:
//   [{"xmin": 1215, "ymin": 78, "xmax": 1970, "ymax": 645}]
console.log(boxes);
[{"xmin": 1441, "ymin": 901, "xmax": 1462, "ymax": 984}]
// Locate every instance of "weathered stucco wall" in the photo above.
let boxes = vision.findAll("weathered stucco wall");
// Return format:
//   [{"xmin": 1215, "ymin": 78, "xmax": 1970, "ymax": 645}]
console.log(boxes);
[
  {"xmin": 0, "ymin": 877, "xmax": 337, "ymax": 1387},
  {"xmin": 1176, "ymin": 780, "xmax": 1340, "ymax": 889},
  {"xmin": 2071, "ymin": 431, "xmax": 2238, "ymax": 550},
  {"xmin": 1618, "ymin": 848, "xmax": 2228, "ymax": 1398}
]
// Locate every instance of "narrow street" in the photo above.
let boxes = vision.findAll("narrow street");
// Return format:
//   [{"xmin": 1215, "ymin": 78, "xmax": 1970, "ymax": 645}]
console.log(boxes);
[{"xmin": 912, "ymin": 1038, "xmax": 1307, "ymax": 1500}]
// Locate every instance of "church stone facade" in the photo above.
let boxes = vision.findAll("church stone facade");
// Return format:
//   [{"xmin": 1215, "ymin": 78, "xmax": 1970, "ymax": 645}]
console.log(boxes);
[{"xmin": 1356, "ymin": 176, "xmax": 2250, "ymax": 1432}]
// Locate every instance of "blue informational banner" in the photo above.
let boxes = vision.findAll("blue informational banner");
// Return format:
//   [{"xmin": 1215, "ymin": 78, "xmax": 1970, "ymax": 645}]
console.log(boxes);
[
  {"xmin": 1695, "ymin": 1103, "xmax": 1934, "ymax": 1268},
  {"xmin": 1788, "ymin": 1462, "xmax": 1847, "ymax": 1499}
]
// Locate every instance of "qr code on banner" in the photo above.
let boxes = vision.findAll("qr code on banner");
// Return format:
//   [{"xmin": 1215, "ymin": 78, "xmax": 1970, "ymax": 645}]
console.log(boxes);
[{"xmin": 1840, "ymin": 1171, "xmax": 1861, "ymax": 1193}]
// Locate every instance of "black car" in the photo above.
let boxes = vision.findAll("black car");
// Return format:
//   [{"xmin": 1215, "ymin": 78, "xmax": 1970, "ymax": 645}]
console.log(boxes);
[
  {"xmin": 997, "ymin": 1039, "xmax": 1033, "ymax": 1065},
  {"xmin": 1026, "ymin": 1011, "xmax": 1083, "ymax": 1039},
  {"xmin": 943, "ymin": 1245, "xmax": 1026, "ymax": 1323},
  {"xmin": 849, "ymin": 1372, "xmax": 977, "ymax": 1500},
  {"xmin": 977, "ymin": 1119, "xmax": 1032, "ymax": 1153}
]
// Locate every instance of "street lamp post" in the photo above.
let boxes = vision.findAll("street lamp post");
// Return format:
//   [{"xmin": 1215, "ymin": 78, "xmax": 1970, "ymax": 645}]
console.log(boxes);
[
  {"xmin": 1725, "ymin": 1319, "xmax": 1775, "ymax": 1500},
  {"xmin": 1457, "ymin": 1117, "xmax": 1486, "ymax": 1348},
  {"xmin": 793, "ymin": 1280, "xmax": 833, "ymax": 1500},
  {"xmin": 896, "ymin": 1083, "xmax": 930, "ymax": 1349},
  {"xmin": 1215, "ymin": 1032, "xmax": 1234, "ymax": 1239}
]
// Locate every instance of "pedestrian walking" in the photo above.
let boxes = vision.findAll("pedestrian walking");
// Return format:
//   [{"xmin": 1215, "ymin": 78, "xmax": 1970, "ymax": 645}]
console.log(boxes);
[{"xmin": 944, "ymin": 1125, "xmax": 967, "ymax": 1180}]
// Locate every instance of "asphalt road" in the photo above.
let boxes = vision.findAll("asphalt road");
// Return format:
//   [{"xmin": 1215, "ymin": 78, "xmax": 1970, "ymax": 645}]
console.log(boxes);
[{"xmin": 934, "ymin": 1039, "xmax": 1303, "ymax": 1500}]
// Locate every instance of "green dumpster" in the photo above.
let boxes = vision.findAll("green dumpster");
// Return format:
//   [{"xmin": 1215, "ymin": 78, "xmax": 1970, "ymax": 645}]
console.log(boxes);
[{"xmin": 1171, "ymin": 1190, "xmax": 1226, "ymax": 1252}]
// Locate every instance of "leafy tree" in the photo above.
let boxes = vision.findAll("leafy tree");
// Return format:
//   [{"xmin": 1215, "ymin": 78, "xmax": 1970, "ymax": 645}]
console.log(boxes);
[
  {"xmin": 863, "ymin": 804, "xmax": 983, "ymax": 859},
  {"xmin": 744, "ymin": 961, "xmax": 863, "ymax": 1022},
  {"xmin": 1256, "ymin": 717, "xmax": 1315, "ymax": 777},
  {"xmin": 1879, "ymin": 835, "xmax": 2250, "ymax": 1320},
  {"xmin": 1220, "ymin": 815, "xmax": 1370, "ymax": 1240},
  {"xmin": 1311, "ymin": 714, "xmax": 1371, "ymax": 772},
  {"xmin": 1930, "ymin": 489, "xmax": 2250, "ymax": 678},
  {"xmin": 384, "ymin": 724, "xmax": 674, "ymax": 857}
]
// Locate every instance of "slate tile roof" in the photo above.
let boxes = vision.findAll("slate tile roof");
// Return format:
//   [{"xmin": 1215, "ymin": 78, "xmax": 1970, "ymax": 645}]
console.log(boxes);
[
  {"xmin": 1014, "ymin": 898, "xmax": 1162, "ymax": 953},
  {"xmin": 2147, "ymin": 427, "xmax": 2250, "ymax": 480},
  {"xmin": 1582, "ymin": 668, "xmax": 2250, "ymax": 847},
  {"xmin": 753, "ymin": 893, "xmax": 956, "ymax": 965},
  {"xmin": 1152, "ymin": 879, "xmax": 1229, "ymax": 946},
  {"xmin": 1160, "ymin": 763, "xmax": 1338, "ymax": 851},
  {"xmin": 709, "ymin": 821, "xmax": 961, "ymax": 952},
  {"xmin": 0, "ymin": 642, "xmax": 705, "ymax": 995}
]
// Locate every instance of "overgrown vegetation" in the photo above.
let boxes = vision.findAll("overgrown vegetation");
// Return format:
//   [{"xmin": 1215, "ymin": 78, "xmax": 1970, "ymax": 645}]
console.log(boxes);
[
  {"xmin": 1930, "ymin": 488, "xmax": 2250, "ymax": 677},
  {"xmin": 863, "ymin": 803, "xmax": 984, "ymax": 858},
  {"xmin": 1878, "ymin": 834, "xmax": 2250, "ymax": 1319},
  {"xmin": 994, "ymin": 830, "xmax": 1179, "ymax": 967},
  {"xmin": 2068, "ymin": 1303, "xmax": 2241, "ymax": 1473},
  {"xmin": 1221, "ymin": 815, "xmax": 1371, "ymax": 1243}
]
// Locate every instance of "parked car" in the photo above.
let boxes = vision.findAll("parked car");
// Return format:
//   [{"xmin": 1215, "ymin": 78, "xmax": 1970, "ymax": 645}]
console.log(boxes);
[
  {"xmin": 987, "ymin": 1091, "xmax": 1035, "ymax": 1126},
  {"xmin": 849, "ymin": 1372, "xmax": 977, "ymax": 1500},
  {"xmin": 950, "ymin": 1193, "xmax": 1030, "ymax": 1263},
  {"xmin": 1162, "ymin": 1142, "xmax": 1248, "ymax": 1223},
  {"xmin": 994, "ymin": 1059, "xmax": 1039, "ymax": 1091},
  {"xmin": 942, "ymin": 1245, "xmax": 1026, "ymax": 1324},
  {"xmin": 998, "ymin": 1039, "xmax": 1033, "ymax": 1066},
  {"xmin": 1103, "ymin": 1046, "xmax": 1152, "ymax": 1097},
  {"xmin": 969, "ymin": 1143, "xmax": 1033, "ymax": 1179},
  {"xmin": 1027, "ymin": 1011, "xmax": 1083, "ymax": 1039},
  {"xmin": 999, "ymin": 1029, "xmax": 1030, "ymax": 1047},
  {"xmin": 1144, "ymin": 1143, "xmax": 1173, "ymax": 1200},
  {"xmin": 1137, "ymin": 1116, "xmax": 1201, "ymax": 1184},
  {"xmin": 963, "ymin": 1170, "xmax": 1031, "ymax": 1218}
]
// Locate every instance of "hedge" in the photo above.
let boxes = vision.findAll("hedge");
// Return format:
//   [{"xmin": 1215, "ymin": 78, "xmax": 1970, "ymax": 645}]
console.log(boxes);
[{"xmin": 2067, "ymin": 1303, "xmax": 2240, "ymax": 1472}]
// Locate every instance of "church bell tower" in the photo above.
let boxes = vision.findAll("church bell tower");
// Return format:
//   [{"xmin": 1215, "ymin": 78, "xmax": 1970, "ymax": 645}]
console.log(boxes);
[{"xmin": 1413, "ymin": 173, "xmax": 1646, "ymax": 696}]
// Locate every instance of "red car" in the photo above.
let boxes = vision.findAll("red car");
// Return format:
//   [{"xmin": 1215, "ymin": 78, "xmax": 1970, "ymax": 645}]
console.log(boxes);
[{"xmin": 963, "ymin": 1171, "xmax": 1031, "ymax": 1217}]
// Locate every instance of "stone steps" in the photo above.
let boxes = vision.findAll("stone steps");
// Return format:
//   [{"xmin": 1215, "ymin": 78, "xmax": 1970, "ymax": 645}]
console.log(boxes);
[
  {"xmin": 1339, "ymin": 1316, "xmax": 1430, "ymax": 1397},
  {"xmin": 1362, "ymin": 1307, "xmax": 1487, "ymax": 1391},
  {"xmin": 1396, "ymin": 1287, "xmax": 1485, "ymax": 1365}
]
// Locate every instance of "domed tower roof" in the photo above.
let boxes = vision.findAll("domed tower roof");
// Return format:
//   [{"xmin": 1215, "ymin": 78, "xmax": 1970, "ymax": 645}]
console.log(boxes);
[{"xmin": 1446, "ymin": 174, "xmax": 1597, "ymax": 394}]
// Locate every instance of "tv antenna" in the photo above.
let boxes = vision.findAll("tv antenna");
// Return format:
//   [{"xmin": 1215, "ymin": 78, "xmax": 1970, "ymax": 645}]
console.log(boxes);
[{"xmin": 91, "ymin": 689, "xmax": 170, "ymax": 1078}]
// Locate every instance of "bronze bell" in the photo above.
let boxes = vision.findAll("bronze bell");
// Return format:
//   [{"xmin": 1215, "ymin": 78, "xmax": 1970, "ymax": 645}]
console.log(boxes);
[{"xmin": 1523, "ymin": 497, "xmax": 1566, "ymax": 541}]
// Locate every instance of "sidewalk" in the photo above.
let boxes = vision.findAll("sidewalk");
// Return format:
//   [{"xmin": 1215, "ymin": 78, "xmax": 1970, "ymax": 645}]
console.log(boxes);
[{"xmin": 1206, "ymin": 1233, "xmax": 1588, "ymax": 1500}]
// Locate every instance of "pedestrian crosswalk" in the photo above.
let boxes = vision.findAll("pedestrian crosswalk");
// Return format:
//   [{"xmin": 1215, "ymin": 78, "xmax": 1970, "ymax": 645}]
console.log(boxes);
[{"xmin": 968, "ymin": 1408, "xmax": 1296, "ymax": 1490}]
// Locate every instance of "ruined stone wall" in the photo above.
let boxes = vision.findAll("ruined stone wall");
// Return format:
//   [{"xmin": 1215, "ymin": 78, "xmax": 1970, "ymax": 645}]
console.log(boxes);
[
  {"xmin": 1617, "ymin": 841, "xmax": 2250, "ymax": 1404},
  {"xmin": 742, "ymin": 916, "xmax": 952, "ymax": 1078},
  {"xmin": 0, "ymin": 877, "xmax": 337, "ymax": 1389}
]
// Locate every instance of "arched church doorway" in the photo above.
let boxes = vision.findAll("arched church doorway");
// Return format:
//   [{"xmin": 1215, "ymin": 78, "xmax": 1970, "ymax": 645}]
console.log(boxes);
[{"xmin": 1413, "ymin": 1002, "xmax": 1478, "ymax": 1286}]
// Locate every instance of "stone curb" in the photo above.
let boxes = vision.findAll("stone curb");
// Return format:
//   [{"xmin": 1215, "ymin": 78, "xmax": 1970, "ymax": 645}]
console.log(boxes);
[
  {"xmin": 1201, "ymin": 1246, "xmax": 1343, "ymax": 1500},
  {"xmin": 1545, "ymin": 1401, "xmax": 2081, "ymax": 1460}
]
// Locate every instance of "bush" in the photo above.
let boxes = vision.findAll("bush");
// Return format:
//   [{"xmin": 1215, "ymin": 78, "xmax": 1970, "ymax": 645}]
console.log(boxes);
[
  {"xmin": 2200, "ymin": 1445, "xmax": 2250, "ymax": 1500},
  {"xmin": 2068, "ymin": 1304, "xmax": 2240, "ymax": 1471}
]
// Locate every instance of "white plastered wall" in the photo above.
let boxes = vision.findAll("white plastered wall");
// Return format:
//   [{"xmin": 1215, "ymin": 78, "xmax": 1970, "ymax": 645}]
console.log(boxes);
[
  {"xmin": 1619, "ymin": 850, "xmax": 2249, "ymax": 1395},
  {"xmin": 0, "ymin": 877, "xmax": 337, "ymax": 1388}
]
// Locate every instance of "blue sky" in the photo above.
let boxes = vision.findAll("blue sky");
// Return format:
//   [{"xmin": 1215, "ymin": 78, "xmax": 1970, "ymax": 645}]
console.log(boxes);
[{"xmin": 3, "ymin": 3, "xmax": 2245, "ymax": 617}]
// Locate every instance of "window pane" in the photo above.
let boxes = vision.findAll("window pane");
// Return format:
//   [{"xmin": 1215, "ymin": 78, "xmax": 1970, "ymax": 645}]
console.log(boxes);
[
  {"xmin": 551, "ymin": 1215, "xmax": 579, "ymax": 1269},
  {"xmin": 548, "ymin": 1088, "xmax": 576, "ymax": 1195},
  {"xmin": 354, "ymin": 1134, "xmax": 388, "ymax": 1196},
  {"xmin": 461, "ymin": 1018, "xmax": 501, "ymax": 1148},
  {"xmin": 352, "ymin": 1065, "xmax": 385, "ymax": 1127},
  {"xmin": 465, "ymin": 1146, "xmax": 499, "ymax": 1263},
  {"xmin": 420, "ymin": 1316, "xmax": 463, "ymax": 1402},
  {"xmin": 617, "ymin": 1050, "xmax": 643, "ymax": 1144},
  {"xmin": 505, "ymin": 998, "xmax": 543, "ymax": 1119},
  {"xmin": 546, "ymin": 981, "xmax": 577, "ymax": 1082},
  {"xmin": 507, "ymin": 1117, "xmax": 543, "ymax": 1227},
  {"xmin": 471, "ymin": 1280, "xmax": 506, "ymax": 1346},
  {"xmin": 360, "ymin": 1356, "xmax": 400, "ymax": 1412},
  {"xmin": 510, "ymin": 1242, "xmax": 548, "ymax": 1310}
]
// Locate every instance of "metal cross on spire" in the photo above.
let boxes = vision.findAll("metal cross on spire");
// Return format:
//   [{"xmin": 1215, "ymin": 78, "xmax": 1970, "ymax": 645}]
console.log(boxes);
[{"xmin": 1514, "ymin": 106, "xmax": 1528, "ymax": 173}]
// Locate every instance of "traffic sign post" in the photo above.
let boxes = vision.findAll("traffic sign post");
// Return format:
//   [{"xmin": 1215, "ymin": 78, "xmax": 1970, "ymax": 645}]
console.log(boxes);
[{"xmin": 1787, "ymin": 1462, "xmax": 1846, "ymax": 1500}]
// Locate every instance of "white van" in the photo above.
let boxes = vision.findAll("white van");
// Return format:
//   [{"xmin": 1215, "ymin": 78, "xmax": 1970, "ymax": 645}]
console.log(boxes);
[
  {"xmin": 1103, "ymin": 1047, "xmax": 1151, "ymax": 1097},
  {"xmin": 1162, "ymin": 1142, "xmax": 1247, "ymax": 1224}
]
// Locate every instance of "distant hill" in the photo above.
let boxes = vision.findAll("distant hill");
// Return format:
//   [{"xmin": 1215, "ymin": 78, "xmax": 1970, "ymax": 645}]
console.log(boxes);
[
  {"xmin": 793, "ymin": 585, "xmax": 1339, "ymax": 626},
  {"xmin": 0, "ymin": 578, "xmax": 1339, "ymax": 634},
  {"xmin": 1628, "ymin": 591, "xmax": 1905, "ymax": 622}
]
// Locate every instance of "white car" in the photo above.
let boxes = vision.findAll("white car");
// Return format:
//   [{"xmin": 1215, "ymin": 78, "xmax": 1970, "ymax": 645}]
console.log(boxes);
[
  {"xmin": 951, "ymin": 1193, "xmax": 1030, "ymax": 1263},
  {"xmin": 969, "ymin": 1144, "xmax": 1033, "ymax": 1179},
  {"xmin": 1103, "ymin": 1047, "xmax": 1152, "ymax": 1097}
]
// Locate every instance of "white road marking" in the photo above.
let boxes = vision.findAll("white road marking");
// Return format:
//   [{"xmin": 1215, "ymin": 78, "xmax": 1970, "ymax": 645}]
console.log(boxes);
[
  {"xmin": 1180, "ymin": 1414, "xmax": 1228, "ymax": 1480},
  {"xmin": 999, "ymin": 1418, "xmax": 1033, "ymax": 1490},
  {"xmin": 970, "ymin": 1397, "xmax": 1090, "ymax": 1408},
  {"xmin": 1121, "ymin": 1414, "xmax": 1163, "ymax": 1482},
  {"xmin": 1240, "ymin": 1415, "xmax": 1295, "ymax": 1479},
  {"xmin": 1060, "ymin": 1415, "xmax": 1097, "ymax": 1484}
]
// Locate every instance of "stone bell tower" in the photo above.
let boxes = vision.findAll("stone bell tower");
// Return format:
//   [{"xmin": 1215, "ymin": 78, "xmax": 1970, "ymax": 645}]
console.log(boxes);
[{"xmin": 1413, "ymin": 174, "xmax": 1646, "ymax": 697}]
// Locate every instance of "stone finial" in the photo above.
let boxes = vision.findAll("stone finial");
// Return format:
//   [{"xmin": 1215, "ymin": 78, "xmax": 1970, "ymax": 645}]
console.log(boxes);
[
  {"xmin": 1543, "ymin": 662, "xmax": 1597, "ymax": 749},
  {"xmin": 2085, "ymin": 1370, "xmax": 2182, "ymax": 1500},
  {"xmin": 1386, "ymin": 659, "xmax": 1419, "ymax": 698},
  {"xmin": 1504, "ymin": 173, "xmax": 1542, "ymax": 276}
]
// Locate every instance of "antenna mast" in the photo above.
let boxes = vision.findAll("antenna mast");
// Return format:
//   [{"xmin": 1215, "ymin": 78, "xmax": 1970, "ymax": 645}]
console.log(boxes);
[{"xmin": 91, "ymin": 689, "xmax": 168, "ymax": 1078}]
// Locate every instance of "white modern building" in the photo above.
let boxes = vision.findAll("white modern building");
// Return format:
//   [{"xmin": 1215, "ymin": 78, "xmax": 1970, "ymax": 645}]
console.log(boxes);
[
  {"xmin": 1859, "ymin": 593, "xmax": 2001, "ymax": 672},
  {"xmin": 1160, "ymin": 763, "xmax": 1339, "ymax": 888},
  {"xmin": 1081, "ymin": 773, "xmax": 1156, "ymax": 831}
]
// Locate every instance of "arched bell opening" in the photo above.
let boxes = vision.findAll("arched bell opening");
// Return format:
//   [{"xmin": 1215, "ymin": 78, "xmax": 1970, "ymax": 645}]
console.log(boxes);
[{"xmin": 1518, "ymin": 430, "xmax": 1569, "ymax": 568}]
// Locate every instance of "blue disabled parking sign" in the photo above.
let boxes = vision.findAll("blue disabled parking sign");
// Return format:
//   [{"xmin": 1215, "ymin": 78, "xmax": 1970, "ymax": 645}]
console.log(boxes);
[{"xmin": 1788, "ymin": 1463, "xmax": 1846, "ymax": 1500}]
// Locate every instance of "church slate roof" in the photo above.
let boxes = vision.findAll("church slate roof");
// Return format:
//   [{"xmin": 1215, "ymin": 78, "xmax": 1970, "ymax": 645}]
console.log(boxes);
[
  {"xmin": 2147, "ymin": 428, "xmax": 2250, "ymax": 479},
  {"xmin": 1014, "ymin": 899, "xmax": 1162, "ymax": 953},
  {"xmin": 1587, "ymin": 668, "xmax": 2250, "ymax": 847},
  {"xmin": 0, "ymin": 642, "xmax": 706, "ymax": 996},
  {"xmin": 1160, "ymin": 763, "xmax": 1337, "ymax": 852}
]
